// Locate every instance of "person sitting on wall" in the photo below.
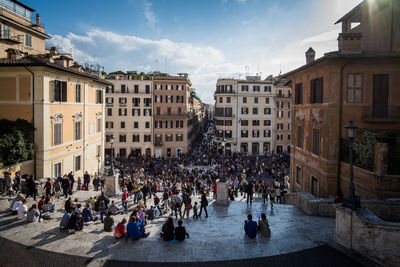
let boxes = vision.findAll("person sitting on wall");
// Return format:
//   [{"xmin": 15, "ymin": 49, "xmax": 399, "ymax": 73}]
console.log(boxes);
[{"xmin": 244, "ymin": 214, "xmax": 257, "ymax": 239}]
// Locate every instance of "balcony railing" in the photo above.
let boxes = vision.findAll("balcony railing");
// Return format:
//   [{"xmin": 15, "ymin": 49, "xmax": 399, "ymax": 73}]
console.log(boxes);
[
  {"xmin": 275, "ymin": 93, "xmax": 292, "ymax": 98},
  {"xmin": 106, "ymin": 103, "xmax": 113, "ymax": 107},
  {"xmin": 215, "ymin": 90, "xmax": 236, "ymax": 94}
]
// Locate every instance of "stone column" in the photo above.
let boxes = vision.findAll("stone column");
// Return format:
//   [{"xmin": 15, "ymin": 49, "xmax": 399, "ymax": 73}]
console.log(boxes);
[
  {"xmin": 105, "ymin": 173, "xmax": 119, "ymax": 197},
  {"xmin": 216, "ymin": 182, "xmax": 229, "ymax": 206}
]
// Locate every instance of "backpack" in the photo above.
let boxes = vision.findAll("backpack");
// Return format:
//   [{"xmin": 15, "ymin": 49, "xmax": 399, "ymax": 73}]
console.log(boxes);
[
  {"xmin": 99, "ymin": 200, "xmax": 106, "ymax": 210},
  {"xmin": 174, "ymin": 195, "xmax": 182, "ymax": 206}
]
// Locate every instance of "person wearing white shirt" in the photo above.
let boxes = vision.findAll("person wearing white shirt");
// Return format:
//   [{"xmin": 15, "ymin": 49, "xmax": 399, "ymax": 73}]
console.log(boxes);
[{"xmin": 17, "ymin": 199, "xmax": 28, "ymax": 220}]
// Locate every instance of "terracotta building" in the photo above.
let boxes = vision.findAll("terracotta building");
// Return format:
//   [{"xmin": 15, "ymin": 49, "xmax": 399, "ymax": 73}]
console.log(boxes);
[
  {"xmin": 152, "ymin": 75, "xmax": 193, "ymax": 157},
  {"xmin": 104, "ymin": 72, "xmax": 153, "ymax": 158},
  {"xmin": 0, "ymin": 0, "xmax": 50, "ymax": 58},
  {"xmin": 285, "ymin": 0, "xmax": 400, "ymax": 198}
]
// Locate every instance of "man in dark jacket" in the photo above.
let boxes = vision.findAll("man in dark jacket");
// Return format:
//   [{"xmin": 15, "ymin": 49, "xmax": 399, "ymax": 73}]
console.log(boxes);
[
  {"xmin": 68, "ymin": 172, "xmax": 75, "ymax": 193},
  {"xmin": 83, "ymin": 171, "xmax": 90, "ymax": 191},
  {"xmin": 246, "ymin": 180, "xmax": 254, "ymax": 205},
  {"xmin": 175, "ymin": 220, "xmax": 189, "ymax": 241},
  {"xmin": 62, "ymin": 176, "xmax": 70, "ymax": 198}
]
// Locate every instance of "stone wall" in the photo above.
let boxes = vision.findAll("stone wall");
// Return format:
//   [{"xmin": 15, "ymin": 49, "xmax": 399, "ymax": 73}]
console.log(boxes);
[
  {"xmin": 283, "ymin": 192, "xmax": 400, "ymax": 221},
  {"xmin": 335, "ymin": 206, "xmax": 400, "ymax": 266},
  {"xmin": 0, "ymin": 160, "xmax": 33, "ymax": 177}
]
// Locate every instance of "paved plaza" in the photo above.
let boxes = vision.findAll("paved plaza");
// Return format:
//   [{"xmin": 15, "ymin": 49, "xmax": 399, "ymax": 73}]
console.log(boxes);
[{"xmin": 0, "ymin": 189, "xmax": 344, "ymax": 266}]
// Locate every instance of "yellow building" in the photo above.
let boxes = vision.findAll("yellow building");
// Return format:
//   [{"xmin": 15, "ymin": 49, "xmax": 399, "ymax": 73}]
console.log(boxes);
[
  {"xmin": 0, "ymin": 0, "xmax": 50, "ymax": 58},
  {"xmin": 0, "ymin": 55, "xmax": 109, "ymax": 179}
]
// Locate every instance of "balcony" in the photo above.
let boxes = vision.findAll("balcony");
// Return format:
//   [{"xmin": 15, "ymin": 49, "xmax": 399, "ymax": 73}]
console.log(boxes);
[
  {"xmin": 106, "ymin": 103, "xmax": 113, "ymax": 107},
  {"xmin": 119, "ymin": 103, "xmax": 127, "ymax": 107},
  {"xmin": 154, "ymin": 140, "xmax": 163, "ymax": 146},
  {"xmin": 274, "ymin": 93, "xmax": 292, "ymax": 98},
  {"xmin": 0, "ymin": 31, "xmax": 23, "ymax": 44},
  {"xmin": 214, "ymin": 90, "xmax": 236, "ymax": 94}
]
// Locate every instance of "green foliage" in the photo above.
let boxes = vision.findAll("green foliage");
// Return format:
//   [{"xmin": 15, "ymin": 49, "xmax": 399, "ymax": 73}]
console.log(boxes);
[
  {"xmin": 0, "ymin": 130, "xmax": 34, "ymax": 166},
  {"xmin": 0, "ymin": 119, "xmax": 34, "ymax": 166},
  {"xmin": 354, "ymin": 130, "xmax": 377, "ymax": 171}
]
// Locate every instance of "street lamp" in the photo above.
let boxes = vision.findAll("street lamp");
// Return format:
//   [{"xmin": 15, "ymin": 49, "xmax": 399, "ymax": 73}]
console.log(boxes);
[
  {"xmin": 110, "ymin": 135, "xmax": 115, "ymax": 176},
  {"xmin": 343, "ymin": 120, "xmax": 360, "ymax": 209}
]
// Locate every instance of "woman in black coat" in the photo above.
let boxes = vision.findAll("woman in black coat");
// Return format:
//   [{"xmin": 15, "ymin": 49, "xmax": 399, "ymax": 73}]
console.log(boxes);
[
  {"xmin": 199, "ymin": 192, "xmax": 208, "ymax": 218},
  {"xmin": 161, "ymin": 217, "xmax": 174, "ymax": 241}
]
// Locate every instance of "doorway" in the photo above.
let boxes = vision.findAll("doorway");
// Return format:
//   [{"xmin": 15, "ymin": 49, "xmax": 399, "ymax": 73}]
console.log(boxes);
[{"xmin": 373, "ymin": 74, "xmax": 389, "ymax": 118}]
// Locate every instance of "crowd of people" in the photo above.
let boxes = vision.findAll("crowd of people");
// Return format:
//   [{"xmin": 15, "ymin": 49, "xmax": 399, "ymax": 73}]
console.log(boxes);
[{"xmin": 4, "ymin": 121, "xmax": 292, "ymax": 242}]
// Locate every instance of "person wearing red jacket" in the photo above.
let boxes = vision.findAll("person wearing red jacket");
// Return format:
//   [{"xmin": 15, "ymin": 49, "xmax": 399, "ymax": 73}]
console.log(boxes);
[
  {"xmin": 122, "ymin": 188, "xmax": 129, "ymax": 213},
  {"xmin": 114, "ymin": 218, "xmax": 127, "ymax": 238}
]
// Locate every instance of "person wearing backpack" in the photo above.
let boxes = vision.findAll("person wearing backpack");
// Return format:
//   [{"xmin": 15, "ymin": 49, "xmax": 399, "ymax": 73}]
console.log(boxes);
[
  {"xmin": 172, "ymin": 192, "xmax": 182, "ymax": 219},
  {"xmin": 153, "ymin": 194, "xmax": 162, "ymax": 216}
]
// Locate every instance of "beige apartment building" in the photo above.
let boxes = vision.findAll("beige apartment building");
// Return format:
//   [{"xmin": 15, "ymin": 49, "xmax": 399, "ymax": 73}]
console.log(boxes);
[
  {"xmin": 104, "ymin": 73, "xmax": 153, "ymax": 158},
  {"xmin": 214, "ymin": 76, "xmax": 275, "ymax": 155},
  {"xmin": 0, "ymin": 0, "xmax": 50, "ymax": 58},
  {"xmin": 0, "ymin": 53, "xmax": 108, "ymax": 178},
  {"xmin": 273, "ymin": 78, "xmax": 292, "ymax": 154},
  {"xmin": 153, "ymin": 75, "xmax": 193, "ymax": 157}
]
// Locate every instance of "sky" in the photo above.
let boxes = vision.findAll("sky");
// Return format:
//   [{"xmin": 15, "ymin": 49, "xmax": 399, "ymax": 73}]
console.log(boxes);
[{"xmin": 23, "ymin": 0, "xmax": 361, "ymax": 104}]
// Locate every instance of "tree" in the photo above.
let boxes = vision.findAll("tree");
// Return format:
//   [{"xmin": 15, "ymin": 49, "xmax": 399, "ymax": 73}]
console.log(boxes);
[
  {"xmin": 0, "ymin": 130, "xmax": 34, "ymax": 166},
  {"xmin": 354, "ymin": 130, "xmax": 377, "ymax": 171}
]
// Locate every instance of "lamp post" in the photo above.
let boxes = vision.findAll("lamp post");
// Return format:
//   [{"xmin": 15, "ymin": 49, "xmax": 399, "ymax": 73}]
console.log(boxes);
[
  {"xmin": 343, "ymin": 120, "xmax": 361, "ymax": 209},
  {"xmin": 110, "ymin": 135, "xmax": 115, "ymax": 176}
]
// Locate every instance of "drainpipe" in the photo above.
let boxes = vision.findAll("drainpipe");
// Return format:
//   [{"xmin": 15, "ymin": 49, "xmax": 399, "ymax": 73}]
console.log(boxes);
[
  {"xmin": 337, "ymin": 59, "xmax": 352, "ymax": 197},
  {"xmin": 24, "ymin": 66, "xmax": 36, "ymax": 180},
  {"xmin": 390, "ymin": 0, "xmax": 394, "ymax": 52}
]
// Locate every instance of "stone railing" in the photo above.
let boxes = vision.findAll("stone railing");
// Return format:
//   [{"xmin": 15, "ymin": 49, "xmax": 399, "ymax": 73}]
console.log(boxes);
[
  {"xmin": 335, "ymin": 206, "xmax": 400, "ymax": 266},
  {"xmin": 283, "ymin": 192, "xmax": 400, "ymax": 221}
]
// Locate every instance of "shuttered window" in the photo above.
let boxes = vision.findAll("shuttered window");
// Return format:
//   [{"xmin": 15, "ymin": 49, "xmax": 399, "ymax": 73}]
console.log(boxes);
[
  {"xmin": 312, "ymin": 129, "xmax": 320, "ymax": 155},
  {"xmin": 297, "ymin": 126, "xmax": 303, "ymax": 148},
  {"xmin": 54, "ymin": 80, "xmax": 67, "ymax": 102},
  {"xmin": 294, "ymin": 83, "xmax": 303, "ymax": 104},
  {"xmin": 347, "ymin": 74, "xmax": 362, "ymax": 103},
  {"xmin": 310, "ymin": 78, "xmax": 323, "ymax": 104}
]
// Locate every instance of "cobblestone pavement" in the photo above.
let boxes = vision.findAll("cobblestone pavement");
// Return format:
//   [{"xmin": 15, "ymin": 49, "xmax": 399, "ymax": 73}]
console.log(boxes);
[{"xmin": 0, "ymin": 186, "xmax": 369, "ymax": 266}]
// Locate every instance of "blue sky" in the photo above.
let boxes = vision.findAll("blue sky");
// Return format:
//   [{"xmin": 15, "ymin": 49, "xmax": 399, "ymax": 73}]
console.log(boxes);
[{"xmin": 23, "ymin": 0, "xmax": 360, "ymax": 103}]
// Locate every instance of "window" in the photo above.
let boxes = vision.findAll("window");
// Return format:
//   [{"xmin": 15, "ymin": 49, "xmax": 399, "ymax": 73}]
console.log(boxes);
[
  {"xmin": 176, "ymin": 134, "xmax": 183, "ymax": 141},
  {"xmin": 264, "ymin": 120, "xmax": 271, "ymax": 126},
  {"xmin": 166, "ymin": 120, "xmax": 173, "ymax": 128},
  {"xmin": 277, "ymin": 110, "xmax": 283, "ymax": 118},
  {"xmin": 121, "ymin": 84, "xmax": 126, "ymax": 93},
  {"xmin": 97, "ymin": 117, "xmax": 102, "ymax": 132},
  {"xmin": 178, "ymin": 108, "xmax": 182, "ymax": 114},
  {"xmin": 2, "ymin": 24, "xmax": 9, "ymax": 39},
  {"xmin": 265, "ymin": 97, "xmax": 269, "ymax": 104},
  {"xmin": 243, "ymin": 97, "xmax": 247, "ymax": 103},
  {"xmin": 312, "ymin": 129, "xmax": 320, "ymax": 155},
  {"xmin": 134, "ymin": 85, "xmax": 139, "ymax": 93},
  {"xmin": 253, "ymin": 86, "xmax": 260, "ymax": 92},
  {"xmin": 132, "ymin": 108, "xmax": 140, "ymax": 116},
  {"xmin": 107, "ymin": 108, "xmax": 112, "ymax": 116},
  {"xmin": 145, "ymin": 85, "xmax": 150, "ymax": 94},
  {"xmin": 225, "ymin": 120, "xmax": 232, "ymax": 126},
  {"xmin": 252, "ymin": 108, "xmax": 258, "ymax": 115},
  {"xmin": 53, "ymin": 80, "xmax": 67, "ymax": 102},
  {"xmin": 145, "ymin": 121, "xmax": 150, "ymax": 128},
  {"xmin": 155, "ymin": 120, "xmax": 163, "ymax": 128},
  {"xmin": 156, "ymin": 107, "xmax": 161, "ymax": 115},
  {"xmin": 132, "ymin": 134, "xmax": 140, "ymax": 142},
  {"xmin": 119, "ymin": 134, "xmax": 126, "ymax": 142},
  {"xmin": 277, "ymin": 123, "xmax": 283, "ymax": 129},
  {"xmin": 225, "ymin": 130, "xmax": 232, "ymax": 138},
  {"xmin": 227, "ymin": 97, "xmax": 231, "ymax": 103},
  {"xmin": 106, "ymin": 122, "xmax": 113, "ymax": 128},
  {"xmin": 144, "ymin": 109, "xmax": 151, "ymax": 116},
  {"xmin": 347, "ymin": 74, "xmax": 362, "ymax": 103},
  {"xmin": 144, "ymin": 134, "xmax": 151, "ymax": 142},
  {"xmin": 310, "ymin": 77, "xmax": 323, "ymax": 104},
  {"xmin": 133, "ymin": 121, "xmax": 139, "ymax": 128},
  {"xmin": 264, "ymin": 108, "xmax": 271, "ymax": 115},
  {"xmin": 144, "ymin": 98, "xmax": 151, "ymax": 107},
  {"xmin": 241, "ymin": 85, "xmax": 248, "ymax": 92},
  {"xmin": 155, "ymin": 95, "xmax": 162, "ymax": 103},
  {"xmin": 74, "ymin": 155, "xmax": 81, "ymax": 171},
  {"xmin": 119, "ymin": 97, "xmax": 127, "ymax": 105},
  {"xmin": 75, "ymin": 84, "xmax": 81, "ymax": 102},
  {"xmin": 106, "ymin": 134, "xmax": 113, "ymax": 142},
  {"xmin": 217, "ymin": 130, "xmax": 223, "ymax": 138},
  {"xmin": 132, "ymin": 98, "xmax": 140, "ymax": 107},
  {"xmin": 297, "ymin": 126, "xmax": 303, "ymax": 148},
  {"xmin": 241, "ymin": 130, "xmax": 248, "ymax": 138},
  {"xmin": 252, "ymin": 130, "xmax": 259, "ymax": 138},
  {"xmin": 166, "ymin": 85, "xmax": 172, "ymax": 90},
  {"xmin": 74, "ymin": 121, "xmax": 81, "ymax": 140},
  {"xmin": 165, "ymin": 134, "xmax": 173, "ymax": 142},
  {"xmin": 96, "ymin": 90, "xmax": 103, "ymax": 104},
  {"xmin": 225, "ymin": 107, "xmax": 232, "ymax": 116},
  {"xmin": 296, "ymin": 167, "xmax": 301, "ymax": 184},
  {"xmin": 53, "ymin": 122, "xmax": 62, "ymax": 146},
  {"xmin": 295, "ymin": 83, "xmax": 303, "ymax": 104},
  {"xmin": 288, "ymin": 134, "xmax": 291, "ymax": 140},
  {"xmin": 156, "ymin": 84, "xmax": 162, "ymax": 90},
  {"xmin": 176, "ymin": 120, "xmax": 184, "ymax": 128},
  {"xmin": 166, "ymin": 95, "xmax": 173, "ymax": 103},
  {"xmin": 176, "ymin": 85, "xmax": 183, "ymax": 90},
  {"xmin": 254, "ymin": 97, "xmax": 258, "ymax": 104},
  {"xmin": 25, "ymin": 33, "xmax": 32, "ymax": 47},
  {"xmin": 219, "ymin": 97, "xmax": 223, "ymax": 103},
  {"xmin": 288, "ymin": 111, "xmax": 291, "ymax": 118},
  {"xmin": 176, "ymin": 96, "xmax": 184, "ymax": 103},
  {"xmin": 264, "ymin": 130, "xmax": 271, "ymax": 137},
  {"xmin": 106, "ymin": 97, "xmax": 113, "ymax": 104},
  {"xmin": 119, "ymin": 108, "xmax": 127, "ymax": 116},
  {"xmin": 264, "ymin": 86, "xmax": 271, "ymax": 92},
  {"xmin": 252, "ymin": 120, "xmax": 259, "ymax": 126},
  {"xmin": 241, "ymin": 120, "xmax": 248, "ymax": 126},
  {"xmin": 241, "ymin": 107, "xmax": 249, "ymax": 115}
]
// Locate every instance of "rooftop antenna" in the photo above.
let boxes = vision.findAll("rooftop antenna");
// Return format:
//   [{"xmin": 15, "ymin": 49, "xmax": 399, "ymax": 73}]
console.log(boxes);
[
  {"xmin": 155, "ymin": 59, "xmax": 159, "ymax": 71},
  {"xmin": 165, "ymin": 57, "xmax": 167, "ymax": 74},
  {"xmin": 279, "ymin": 61, "xmax": 282, "ymax": 76},
  {"xmin": 245, "ymin": 65, "xmax": 249, "ymax": 77}
]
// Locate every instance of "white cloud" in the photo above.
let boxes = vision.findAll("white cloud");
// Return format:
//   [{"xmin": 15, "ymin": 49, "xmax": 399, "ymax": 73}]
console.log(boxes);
[
  {"xmin": 143, "ymin": 0, "xmax": 158, "ymax": 29},
  {"xmin": 48, "ymin": 29, "xmax": 239, "ymax": 104}
]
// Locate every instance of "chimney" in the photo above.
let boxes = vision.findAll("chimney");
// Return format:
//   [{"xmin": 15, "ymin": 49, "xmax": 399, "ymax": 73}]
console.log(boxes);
[
  {"xmin": 305, "ymin": 47, "xmax": 315, "ymax": 64},
  {"xmin": 36, "ymin": 13, "xmax": 41, "ymax": 26}
]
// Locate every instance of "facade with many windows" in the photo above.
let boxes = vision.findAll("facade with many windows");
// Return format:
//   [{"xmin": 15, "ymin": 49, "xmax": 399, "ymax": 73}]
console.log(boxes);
[
  {"xmin": 104, "ymin": 76, "xmax": 153, "ymax": 158},
  {"xmin": 214, "ymin": 76, "xmax": 274, "ymax": 155},
  {"xmin": 286, "ymin": 0, "xmax": 400, "ymax": 198},
  {"xmin": 0, "ymin": 52, "xmax": 108, "ymax": 179},
  {"xmin": 273, "ymin": 79, "xmax": 292, "ymax": 154}
]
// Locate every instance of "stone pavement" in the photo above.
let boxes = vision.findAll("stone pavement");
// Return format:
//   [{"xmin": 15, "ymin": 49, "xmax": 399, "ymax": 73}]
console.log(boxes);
[{"xmin": 0, "ymin": 190, "xmax": 368, "ymax": 266}]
